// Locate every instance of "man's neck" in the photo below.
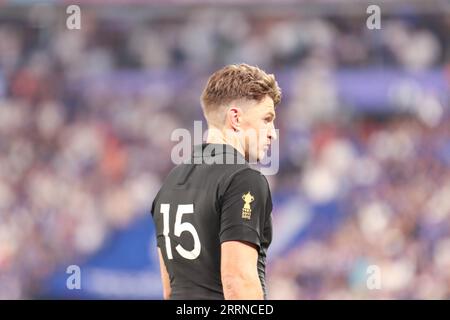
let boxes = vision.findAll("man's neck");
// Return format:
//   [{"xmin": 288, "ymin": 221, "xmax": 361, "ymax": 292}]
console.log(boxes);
[{"xmin": 205, "ymin": 125, "xmax": 245, "ymax": 157}]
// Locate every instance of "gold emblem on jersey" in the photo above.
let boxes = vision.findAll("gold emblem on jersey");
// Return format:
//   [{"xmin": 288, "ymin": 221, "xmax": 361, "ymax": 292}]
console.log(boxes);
[{"xmin": 242, "ymin": 192, "xmax": 254, "ymax": 220}]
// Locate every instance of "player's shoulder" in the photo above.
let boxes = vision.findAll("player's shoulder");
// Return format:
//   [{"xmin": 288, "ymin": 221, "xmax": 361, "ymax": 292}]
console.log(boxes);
[
  {"xmin": 233, "ymin": 166, "xmax": 268, "ymax": 184},
  {"xmin": 220, "ymin": 166, "xmax": 270, "ymax": 195}
]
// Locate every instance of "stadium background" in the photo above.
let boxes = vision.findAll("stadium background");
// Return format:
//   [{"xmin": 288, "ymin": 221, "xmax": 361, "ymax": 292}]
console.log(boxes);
[{"xmin": 0, "ymin": 0, "xmax": 449, "ymax": 299}]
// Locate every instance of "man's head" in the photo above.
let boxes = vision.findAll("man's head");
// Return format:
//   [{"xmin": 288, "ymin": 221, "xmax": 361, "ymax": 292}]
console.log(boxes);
[{"xmin": 201, "ymin": 64, "xmax": 281, "ymax": 162}]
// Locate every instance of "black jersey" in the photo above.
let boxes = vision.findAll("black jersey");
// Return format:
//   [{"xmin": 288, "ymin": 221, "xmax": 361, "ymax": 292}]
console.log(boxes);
[{"xmin": 151, "ymin": 143, "xmax": 273, "ymax": 300}]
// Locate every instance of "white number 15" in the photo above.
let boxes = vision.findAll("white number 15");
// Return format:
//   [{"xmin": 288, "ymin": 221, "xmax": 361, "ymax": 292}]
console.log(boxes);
[{"xmin": 160, "ymin": 204, "xmax": 201, "ymax": 260}]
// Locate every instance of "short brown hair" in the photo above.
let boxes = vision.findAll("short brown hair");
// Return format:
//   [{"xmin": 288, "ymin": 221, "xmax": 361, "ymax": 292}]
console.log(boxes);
[{"xmin": 201, "ymin": 64, "xmax": 281, "ymax": 118}]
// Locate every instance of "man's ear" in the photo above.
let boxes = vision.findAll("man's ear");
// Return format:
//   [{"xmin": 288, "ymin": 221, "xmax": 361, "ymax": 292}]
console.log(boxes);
[{"xmin": 227, "ymin": 107, "xmax": 242, "ymax": 132}]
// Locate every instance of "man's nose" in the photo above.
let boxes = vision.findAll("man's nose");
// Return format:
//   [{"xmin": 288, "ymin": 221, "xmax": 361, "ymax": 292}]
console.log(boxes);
[{"xmin": 268, "ymin": 123, "xmax": 277, "ymax": 141}]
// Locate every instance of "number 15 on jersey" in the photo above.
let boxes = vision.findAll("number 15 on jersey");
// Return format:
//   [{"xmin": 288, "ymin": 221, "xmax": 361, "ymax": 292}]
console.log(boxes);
[{"xmin": 160, "ymin": 204, "xmax": 201, "ymax": 260}]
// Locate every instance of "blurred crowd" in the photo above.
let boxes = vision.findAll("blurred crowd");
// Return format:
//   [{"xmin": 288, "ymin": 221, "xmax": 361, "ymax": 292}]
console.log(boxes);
[
  {"xmin": 0, "ymin": 4, "xmax": 449, "ymax": 299},
  {"xmin": 268, "ymin": 116, "xmax": 450, "ymax": 299}
]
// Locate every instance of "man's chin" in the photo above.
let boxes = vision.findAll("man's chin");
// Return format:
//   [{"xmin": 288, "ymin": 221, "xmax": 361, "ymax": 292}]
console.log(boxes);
[{"xmin": 251, "ymin": 152, "xmax": 266, "ymax": 164}]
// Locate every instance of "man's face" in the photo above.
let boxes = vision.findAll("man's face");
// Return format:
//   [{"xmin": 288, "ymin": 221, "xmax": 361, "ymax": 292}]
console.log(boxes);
[{"xmin": 239, "ymin": 95, "xmax": 277, "ymax": 162}]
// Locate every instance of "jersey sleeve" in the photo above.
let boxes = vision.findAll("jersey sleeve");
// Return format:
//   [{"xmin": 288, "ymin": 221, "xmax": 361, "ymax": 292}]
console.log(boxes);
[{"xmin": 219, "ymin": 168, "xmax": 269, "ymax": 248}]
